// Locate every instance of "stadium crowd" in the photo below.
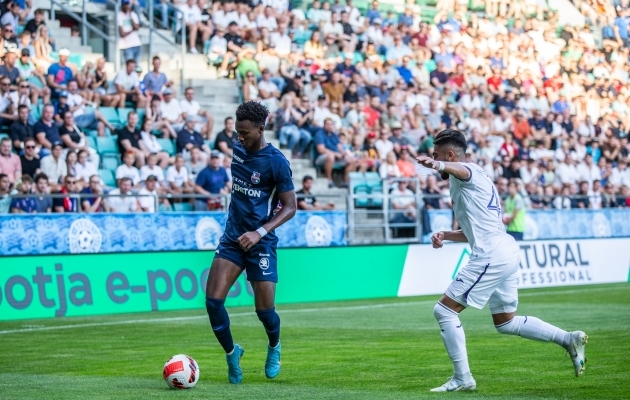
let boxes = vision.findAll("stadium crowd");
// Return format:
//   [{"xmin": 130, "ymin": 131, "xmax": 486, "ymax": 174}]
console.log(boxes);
[{"xmin": 1, "ymin": 0, "xmax": 630, "ymax": 215}]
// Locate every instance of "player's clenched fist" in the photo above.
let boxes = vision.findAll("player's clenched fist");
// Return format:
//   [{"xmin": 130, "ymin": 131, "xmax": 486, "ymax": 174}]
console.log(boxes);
[
  {"xmin": 431, "ymin": 231, "xmax": 445, "ymax": 249},
  {"xmin": 238, "ymin": 231, "xmax": 261, "ymax": 252},
  {"xmin": 416, "ymin": 156, "xmax": 440, "ymax": 170}
]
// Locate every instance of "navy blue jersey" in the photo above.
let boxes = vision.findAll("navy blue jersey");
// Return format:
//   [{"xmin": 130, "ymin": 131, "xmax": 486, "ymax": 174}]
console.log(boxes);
[{"xmin": 224, "ymin": 142, "xmax": 294, "ymax": 243}]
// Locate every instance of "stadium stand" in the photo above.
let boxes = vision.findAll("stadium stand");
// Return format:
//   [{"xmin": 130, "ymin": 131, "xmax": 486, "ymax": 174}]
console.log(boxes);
[{"xmin": 1, "ymin": 0, "xmax": 630, "ymax": 241}]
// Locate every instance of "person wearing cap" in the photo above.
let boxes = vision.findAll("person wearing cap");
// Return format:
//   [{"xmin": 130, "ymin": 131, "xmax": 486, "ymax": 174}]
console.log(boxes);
[
  {"xmin": 52, "ymin": 90, "xmax": 70, "ymax": 125},
  {"xmin": 280, "ymin": 68, "xmax": 304, "ymax": 98},
  {"xmin": 40, "ymin": 143, "xmax": 67, "ymax": 185},
  {"xmin": 46, "ymin": 48, "xmax": 74, "ymax": 99},
  {"xmin": 118, "ymin": 0, "xmax": 142, "ymax": 64},
  {"xmin": 225, "ymin": 21, "xmax": 245, "ymax": 55},
  {"xmin": 113, "ymin": 58, "xmax": 147, "ymax": 108},
  {"xmin": 176, "ymin": 115, "xmax": 210, "ymax": 158},
  {"xmin": 303, "ymin": 70, "xmax": 324, "ymax": 103},
  {"xmin": 159, "ymin": 87, "xmax": 185, "ymax": 131},
  {"xmin": 193, "ymin": 150, "xmax": 230, "ymax": 212},
  {"xmin": 16, "ymin": 47, "xmax": 47, "ymax": 105},
  {"xmin": 138, "ymin": 174, "xmax": 170, "ymax": 212},
  {"xmin": 389, "ymin": 121, "xmax": 418, "ymax": 157}
]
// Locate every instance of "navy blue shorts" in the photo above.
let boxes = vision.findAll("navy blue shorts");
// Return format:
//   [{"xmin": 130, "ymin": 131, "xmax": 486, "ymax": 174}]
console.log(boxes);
[{"xmin": 214, "ymin": 236, "xmax": 278, "ymax": 282}]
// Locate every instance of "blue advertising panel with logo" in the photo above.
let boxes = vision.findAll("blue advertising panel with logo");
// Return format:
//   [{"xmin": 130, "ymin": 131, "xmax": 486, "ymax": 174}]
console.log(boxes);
[{"xmin": 0, "ymin": 211, "xmax": 347, "ymax": 256}]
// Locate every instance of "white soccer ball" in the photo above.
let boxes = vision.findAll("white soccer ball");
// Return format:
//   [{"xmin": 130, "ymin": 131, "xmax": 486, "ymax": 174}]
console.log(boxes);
[{"xmin": 162, "ymin": 354, "xmax": 199, "ymax": 389}]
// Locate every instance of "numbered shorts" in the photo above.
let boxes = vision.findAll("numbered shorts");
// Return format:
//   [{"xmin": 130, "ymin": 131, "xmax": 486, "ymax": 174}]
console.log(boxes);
[
  {"xmin": 445, "ymin": 252, "xmax": 520, "ymax": 314},
  {"xmin": 214, "ymin": 237, "xmax": 278, "ymax": 283}
]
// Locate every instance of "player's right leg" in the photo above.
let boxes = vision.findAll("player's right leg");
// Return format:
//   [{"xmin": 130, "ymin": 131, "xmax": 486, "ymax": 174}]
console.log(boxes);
[
  {"xmin": 489, "ymin": 272, "xmax": 588, "ymax": 377},
  {"xmin": 205, "ymin": 253, "xmax": 245, "ymax": 384},
  {"xmin": 431, "ymin": 294, "xmax": 477, "ymax": 393}
]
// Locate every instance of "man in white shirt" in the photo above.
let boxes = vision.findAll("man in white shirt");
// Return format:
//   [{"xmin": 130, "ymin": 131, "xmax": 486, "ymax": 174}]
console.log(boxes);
[
  {"xmin": 212, "ymin": 1, "xmax": 238, "ymax": 28},
  {"xmin": 256, "ymin": 6, "xmax": 277, "ymax": 31},
  {"xmin": 576, "ymin": 153, "xmax": 601, "ymax": 190},
  {"xmin": 179, "ymin": 87, "xmax": 214, "ymax": 138},
  {"xmin": 322, "ymin": 12, "xmax": 343, "ymax": 37},
  {"xmin": 270, "ymin": 24, "xmax": 291, "ymax": 58},
  {"xmin": 115, "ymin": 151, "xmax": 141, "ymax": 187},
  {"xmin": 113, "ymin": 59, "xmax": 147, "ymax": 108},
  {"xmin": 66, "ymin": 80, "xmax": 114, "ymax": 136},
  {"xmin": 139, "ymin": 153, "xmax": 166, "ymax": 188},
  {"xmin": 118, "ymin": 0, "xmax": 142, "ymax": 64},
  {"xmin": 519, "ymin": 158, "xmax": 540, "ymax": 185},
  {"xmin": 166, "ymin": 155, "xmax": 194, "ymax": 195},
  {"xmin": 263, "ymin": 0, "xmax": 289, "ymax": 14},
  {"xmin": 554, "ymin": 158, "xmax": 579, "ymax": 187},
  {"xmin": 138, "ymin": 175, "xmax": 170, "ymax": 212},
  {"xmin": 160, "ymin": 88, "xmax": 185, "ymax": 132},
  {"xmin": 375, "ymin": 129, "xmax": 394, "ymax": 160},
  {"xmin": 40, "ymin": 143, "xmax": 67, "ymax": 185},
  {"xmin": 492, "ymin": 108, "xmax": 513, "ymax": 136},
  {"xmin": 106, "ymin": 177, "xmax": 138, "ymax": 213},
  {"xmin": 365, "ymin": 18, "xmax": 384, "ymax": 45},
  {"xmin": 181, "ymin": 0, "xmax": 211, "ymax": 54}
]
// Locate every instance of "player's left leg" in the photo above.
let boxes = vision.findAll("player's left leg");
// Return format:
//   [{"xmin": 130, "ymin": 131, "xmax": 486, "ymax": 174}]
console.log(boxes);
[
  {"xmin": 246, "ymin": 243, "xmax": 282, "ymax": 379},
  {"xmin": 489, "ymin": 271, "xmax": 588, "ymax": 377}
]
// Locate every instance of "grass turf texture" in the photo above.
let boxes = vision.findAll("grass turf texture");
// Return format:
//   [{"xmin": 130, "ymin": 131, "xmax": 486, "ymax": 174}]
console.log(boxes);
[{"xmin": 0, "ymin": 283, "xmax": 628, "ymax": 400}]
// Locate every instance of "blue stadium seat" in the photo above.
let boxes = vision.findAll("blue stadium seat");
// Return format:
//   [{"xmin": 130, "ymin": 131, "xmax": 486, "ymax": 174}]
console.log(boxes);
[
  {"xmin": 100, "ymin": 107, "xmax": 119, "ymax": 127},
  {"xmin": 118, "ymin": 108, "xmax": 134, "ymax": 126},
  {"xmin": 136, "ymin": 108, "xmax": 146, "ymax": 127},
  {"xmin": 173, "ymin": 202, "xmax": 192, "ymax": 212},
  {"xmin": 102, "ymin": 156, "xmax": 120, "ymax": 172},
  {"xmin": 97, "ymin": 136, "xmax": 118, "ymax": 155},
  {"xmin": 204, "ymin": 139, "xmax": 214, "ymax": 150},
  {"xmin": 365, "ymin": 172, "xmax": 383, "ymax": 207},
  {"xmin": 86, "ymin": 136, "xmax": 97, "ymax": 150},
  {"xmin": 98, "ymin": 169, "xmax": 116, "ymax": 187},
  {"xmin": 157, "ymin": 138, "xmax": 176, "ymax": 155}
]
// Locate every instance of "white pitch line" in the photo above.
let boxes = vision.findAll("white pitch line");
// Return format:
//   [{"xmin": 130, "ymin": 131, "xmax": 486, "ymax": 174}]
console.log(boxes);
[
  {"xmin": 0, "ymin": 285, "xmax": 625, "ymax": 335},
  {"xmin": 0, "ymin": 301, "xmax": 435, "ymax": 335}
]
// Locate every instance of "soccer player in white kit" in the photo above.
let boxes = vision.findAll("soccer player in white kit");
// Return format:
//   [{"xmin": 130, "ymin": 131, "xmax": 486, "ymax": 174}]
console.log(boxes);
[{"xmin": 417, "ymin": 129, "xmax": 588, "ymax": 392}]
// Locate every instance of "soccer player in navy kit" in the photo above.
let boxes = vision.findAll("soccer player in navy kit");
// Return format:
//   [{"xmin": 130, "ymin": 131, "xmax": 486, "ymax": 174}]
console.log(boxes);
[{"xmin": 204, "ymin": 101, "xmax": 297, "ymax": 384}]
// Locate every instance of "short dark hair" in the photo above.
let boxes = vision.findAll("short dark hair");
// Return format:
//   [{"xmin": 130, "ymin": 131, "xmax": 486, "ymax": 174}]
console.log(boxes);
[
  {"xmin": 17, "ymin": 104, "xmax": 29, "ymax": 113},
  {"xmin": 152, "ymin": 55, "xmax": 160, "ymax": 62},
  {"xmin": 120, "ymin": 177, "xmax": 132, "ymax": 185},
  {"xmin": 235, "ymin": 101, "xmax": 269, "ymax": 128},
  {"xmin": 434, "ymin": 129, "xmax": 467, "ymax": 155},
  {"xmin": 224, "ymin": 116, "xmax": 233, "ymax": 124},
  {"xmin": 35, "ymin": 173, "xmax": 48, "ymax": 183},
  {"xmin": 126, "ymin": 58, "xmax": 136, "ymax": 66},
  {"xmin": 303, "ymin": 175, "xmax": 313, "ymax": 183},
  {"xmin": 21, "ymin": 175, "xmax": 33, "ymax": 184}
]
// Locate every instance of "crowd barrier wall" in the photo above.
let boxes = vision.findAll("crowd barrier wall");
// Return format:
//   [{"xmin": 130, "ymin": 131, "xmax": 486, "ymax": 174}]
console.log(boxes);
[
  {"xmin": 0, "ymin": 211, "xmax": 347, "ymax": 256},
  {"xmin": 1, "ymin": 239, "xmax": 628, "ymax": 321}
]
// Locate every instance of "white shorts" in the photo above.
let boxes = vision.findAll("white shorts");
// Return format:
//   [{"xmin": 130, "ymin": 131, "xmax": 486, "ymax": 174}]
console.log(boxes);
[{"xmin": 445, "ymin": 250, "xmax": 520, "ymax": 314}]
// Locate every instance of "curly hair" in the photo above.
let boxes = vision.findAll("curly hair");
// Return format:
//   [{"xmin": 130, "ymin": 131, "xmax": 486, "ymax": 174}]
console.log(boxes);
[
  {"xmin": 434, "ymin": 128, "xmax": 467, "ymax": 156},
  {"xmin": 235, "ymin": 101, "xmax": 269, "ymax": 128}
]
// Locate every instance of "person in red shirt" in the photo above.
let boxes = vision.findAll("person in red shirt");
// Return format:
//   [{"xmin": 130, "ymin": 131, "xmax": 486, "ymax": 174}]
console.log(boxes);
[
  {"xmin": 448, "ymin": 64, "xmax": 465, "ymax": 90},
  {"xmin": 362, "ymin": 96, "xmax": 381, "ymax": 130},
  {"xmin": 487, "ymin": 66, "xmax": 503, "ymax": 95},
  {"xmin": 500, "ymin": 133, "xmax": 518, "ymax": 158},
  {"xmin": 512, "ymin": 111, "xmax": 531, "ymax": 143}
]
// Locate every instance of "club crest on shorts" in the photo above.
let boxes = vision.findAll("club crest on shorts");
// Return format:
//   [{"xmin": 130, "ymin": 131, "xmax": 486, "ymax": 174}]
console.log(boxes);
[
  {"xmin": 251, "ymin": 171, "xmax": 261, "ymax": 184},
  {"xmin": 259, "ymin": 257, "xmax": 269, "ymax": 270}
]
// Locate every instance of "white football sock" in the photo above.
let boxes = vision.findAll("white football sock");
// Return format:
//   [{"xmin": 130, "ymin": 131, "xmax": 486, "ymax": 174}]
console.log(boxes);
[
  {"xmin": 495, "ymin": 316, "xmax": 570, "ymax": 348},
  {"xmin": 433, "ymin": 303, "xmax": 472, "ymax": 382}
]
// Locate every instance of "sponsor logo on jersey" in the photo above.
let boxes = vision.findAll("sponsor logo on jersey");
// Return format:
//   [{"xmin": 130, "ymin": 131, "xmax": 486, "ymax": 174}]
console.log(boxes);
[
  {"xmin": 259, "ymin": 253, "xmax": 270, "ymax": 257},
  {"xmin": 251, "ymin": 171, "xmax": 261, "ymax": 184},
  {"xmin": 233, "ymin": 154, "xmax": 244, "ymax": 163},
  {"xmin": 233, "ymin": 183, "xmax": 262, "ymax": 197},
  {"xmin": 259, "ymin": 257, "xmax": 269, "ymax": 270}
]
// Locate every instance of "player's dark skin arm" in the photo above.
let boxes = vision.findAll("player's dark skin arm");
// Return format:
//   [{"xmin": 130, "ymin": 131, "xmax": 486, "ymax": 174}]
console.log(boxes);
[{"xmin": 237, "ymin": 190, "xmax": 297, "ymax": 252}]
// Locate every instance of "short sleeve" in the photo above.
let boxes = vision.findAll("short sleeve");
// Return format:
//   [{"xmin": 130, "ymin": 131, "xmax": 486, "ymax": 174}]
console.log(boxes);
[
  {"xmin": 115, "ymin": 166, "xmax": 125, "ymax": 179},
  {"xmin": 165, "ymin": 167, "xmax": 174, "ymax": 183},
  {"xmin": 195, "ymin": 169, "xmax": 206, "ymax": 186},
  {"xmin": 273, "ymin": 155, "xmax": 294, "ymax": 193}
]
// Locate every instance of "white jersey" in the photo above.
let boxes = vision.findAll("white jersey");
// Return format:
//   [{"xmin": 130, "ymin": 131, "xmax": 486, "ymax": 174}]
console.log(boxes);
[{"xmin": 449, "ymin": 162, "xmax": 516, "ymax": 259}]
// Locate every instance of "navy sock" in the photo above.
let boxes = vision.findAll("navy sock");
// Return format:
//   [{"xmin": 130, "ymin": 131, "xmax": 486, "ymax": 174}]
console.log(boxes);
[
  {"xmin": 256, "ymin": 308, "xmax": 281, "ymax": 347},
  {"xmin": 205, "ymin": 297, "xmax": 234, "ymax": 353}
]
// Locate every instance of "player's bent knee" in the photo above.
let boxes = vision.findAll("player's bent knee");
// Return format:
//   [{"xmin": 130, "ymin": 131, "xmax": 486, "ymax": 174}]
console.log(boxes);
[
  {"xmin": 495, "ymin": 317, "xmax": 519, "ymax": 335},
  {"xmin": 205, "ymin": 297, "xmax": 225, "ymax": 314},
  {"xmin": 433, "ymin": 302, "xmax": 458, "ymax": 321},
  {"xmin": 256, "ymin": 307, "xmax": 280, "ymax": 330}
]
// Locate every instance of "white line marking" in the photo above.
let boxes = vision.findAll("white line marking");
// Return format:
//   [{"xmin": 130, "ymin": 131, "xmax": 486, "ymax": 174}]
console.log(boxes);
[
  {"xmin": 0, "ymin": 301, "xmax": 435, "ymax": 335},
  {"xmin": 0, "ymin": 285, "xmax": 625, "ymax": 335}
]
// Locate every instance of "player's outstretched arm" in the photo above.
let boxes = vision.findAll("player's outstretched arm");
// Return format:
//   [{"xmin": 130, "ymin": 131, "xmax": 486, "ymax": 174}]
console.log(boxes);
[
  {"xmin": 416, "ymin": 156, "xmax": 471, "ymax": 181},
  {"xmin": 237, "ymin": 190, "xmax": 297, "ymax": 252}
]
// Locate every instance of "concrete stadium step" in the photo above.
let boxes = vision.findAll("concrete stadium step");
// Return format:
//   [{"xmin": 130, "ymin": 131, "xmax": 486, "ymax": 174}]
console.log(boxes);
[
  {"xmin": 352, "ymin": 227, "xmax": 386, "ymax": 242},
  {"xmin": 353, "ymin": 212, "xmax": 385, "ymax": 224}
]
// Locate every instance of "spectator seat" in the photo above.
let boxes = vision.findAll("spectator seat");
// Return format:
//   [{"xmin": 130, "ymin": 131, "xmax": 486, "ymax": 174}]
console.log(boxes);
[
  {"xmin": 157, "ymin": 138, "xmax": 176, "ymax": 155},
  {"xmin": 97, "ymin": 136, "xmax": 119, "ymax": 155},
  {"xmin": 173, "ymin": 202, "xmax": 193, "ymax": 212},
  {"xmin": 98, "ymin": 169, "xmax": 116, "ymax": 187}
]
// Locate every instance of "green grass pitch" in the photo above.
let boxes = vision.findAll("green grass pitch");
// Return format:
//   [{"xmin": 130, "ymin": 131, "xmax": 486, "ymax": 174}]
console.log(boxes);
[{"xmin": 0, "ymin": 283, "xmax": 628, "ymax": 399}]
